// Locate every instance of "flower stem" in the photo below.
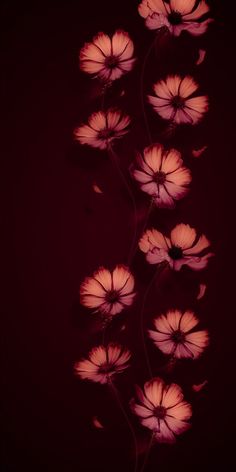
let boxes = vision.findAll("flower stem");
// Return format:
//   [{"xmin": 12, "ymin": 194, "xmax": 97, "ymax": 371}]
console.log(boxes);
[
  {"xmin": 140, "ymin": 39, "xmax": 156, "ymax": 145},
  {"xmin": 140, "ymin": 264, "xmax": 166, "ymax": 378},
  {"xmin": 108, "ymin": 378, "xmax": 138, "ymax": 472},
  {"xmin": 108, "ymin": 145, "xmax": 138, "ymax": 266},
  {"xmin": 139, "ymin": 432, "xmax": 154, "ymax": 472}
]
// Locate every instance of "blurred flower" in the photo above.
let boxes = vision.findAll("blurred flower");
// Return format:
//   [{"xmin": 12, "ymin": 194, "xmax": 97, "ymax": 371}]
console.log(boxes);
[
  {"xmin": 131, "ymin": 377, "xmax": 192, "ymax": 443},
  {"xmin": 74, "ymin": 344, "xmax": 131, "ymax": 384},
  {"xmin": 138, "ymin": 0, "xmax": 212, "ymax": 36},
  {"xmin": 148, "ymin": 309, "xmax": 209, "ymax": 358},
  {"xmin": 139, "ymin": 223, "xmax": 213, "ymax": 271},
  {"xmin": 132, "ymin": 143, "xmax": 191, "ymax": 208},
  {"xmin": 79, "ymin": 30, "xmax": 135, "ymax": 82},
  {"xmin": 148, "ymin": 75, "xmax": 208, "ymax": 124},
  {"xmin": 74, "ymin": 109, "xmax": 130, "ymax": 150},
  {"xmin": 80, "ymin": 265, "xmax": 135, "ymax": 316}
]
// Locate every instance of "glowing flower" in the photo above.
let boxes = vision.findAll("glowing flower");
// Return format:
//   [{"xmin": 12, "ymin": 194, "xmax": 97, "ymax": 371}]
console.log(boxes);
[
  {"xmin": 74, "ymin": 109, "xmax": 131, "ymax": 150},
  {"xmin": 138, "ymin": 0, "xmax": 212, "ymax": 36},
  {"xmin": 148, "ymin": 75, "xmax": 208, "ymax": 124},
  {"xmin": 139, "ymin": 223, "xmax": 213, "ymax": 271},
  {"xmin": 74, "ymin": 343, "xmax": 131, "ymax": 384},
  {"xmin": 80, "ymin": 265, "xmax": 135, "ymax": 316},
  {"xmin": 131, "ymin": 377, "xmax": 192, "ymax": 443},
  {"xmin": 132, "ymin": 143, "xmax": 191, "ymax": 208},
  {"xmin": 149, "ymin": 310, "xmax": 209, "ymax": 358},
  {"xmin": 79, "ymin": 30, "xmax": 135, "ymax": 82}
]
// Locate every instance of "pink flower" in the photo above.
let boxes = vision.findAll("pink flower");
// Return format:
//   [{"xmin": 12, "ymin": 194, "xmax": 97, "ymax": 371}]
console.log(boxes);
[
  {"xmin": 74, "ymin": 344, "xmax": 131, "ymax": 384},
  {"xmin": 138, "ymin": 0, "xmax": 212, "ymax": 36},
  {"xmin": 149, "ymin": 309, "xmax": 209, "ymax": 359},
  {"xmin": 131, "ymin": 377, "xmax": 192, "ymax": 443},
  {"xmin": 74, "ymin": 109, "xmax": 131, "ymax": 150},
  {"xmin": 139, "ymin": 223, "xmax": 214, "ymax": 271},
  {"xmin": 79, "ymin": 30, "xmax": 135, "ymax": 82},
  {"xmin": 132, "ymin": 143, "xmax": 191, "ymax": 208},
  {"xmin": 148, "ymin": 75, "xmax": 209, "ymax": 124},
  {"xmin": 80, "ymin": 265, "xmax": 136, "ymax": 316}
]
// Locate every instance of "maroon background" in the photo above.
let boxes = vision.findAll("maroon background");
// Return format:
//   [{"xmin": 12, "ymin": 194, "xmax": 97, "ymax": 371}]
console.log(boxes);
[{"xmin": 2, "ymin": 1, "xmax": 235, "ymax": 471}]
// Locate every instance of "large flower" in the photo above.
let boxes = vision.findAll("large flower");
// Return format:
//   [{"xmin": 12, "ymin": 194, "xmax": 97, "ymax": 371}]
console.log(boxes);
[
  {"xmin": 132, "ymin": 143, "xmax": 191, "ymax": 208},
  {"xmin": 80, "ymin": 265, "xmax": 136, "ymax": 316},
  {"xmin": 74, "ymin": 109, "xmax": 131, "ymax": 150},
  {"xmin": 139, "ymin": 223, "xmax": 213, "ymax": 271},
  {"xmin": 138, "ymin": 0, "xmax": 212, "ymax": 36},
  {"xmin": 148, "ymin": 75, "xmax": 209, "ymax": 124},
  {"xmin": 149, "ymin": 310, "xmax": 209, "ymax": 358},
  {"xmin": 74, "ymin": 343, "xmax": 131, "ymax": 384},
  {"xmin": 79, "ymin": 30, "xmax": 135, "ymax": 82},
  {"xmin": 131, "ymin": 377, "xmax": 192, "ymax": 443}
]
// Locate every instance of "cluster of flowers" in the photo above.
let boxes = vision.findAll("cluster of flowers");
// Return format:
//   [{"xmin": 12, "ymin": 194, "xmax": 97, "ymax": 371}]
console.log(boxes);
[{"xmin": 74, "ymin": 0, "xmax": 213, "ymax": 448}]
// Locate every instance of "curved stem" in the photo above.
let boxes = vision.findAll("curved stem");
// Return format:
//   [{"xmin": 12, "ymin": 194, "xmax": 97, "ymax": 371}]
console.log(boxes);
[
  {"xmin": 140, "ymin": 37, "xmax": 157, "ymax": 145},
  {"xmin": 140, "ymin": 264, "xmax": 165, "ymax": 378},
  {"xmin": 108, "ymin": 378, "xmax": 138, "ymax": 472},
  {"xmin": 140, "ymin": 432, "xmax": 154, "ymax": 472},
  {"xmin": 108, "ymin": 145, "xmax": 138, "ymax": 266}
]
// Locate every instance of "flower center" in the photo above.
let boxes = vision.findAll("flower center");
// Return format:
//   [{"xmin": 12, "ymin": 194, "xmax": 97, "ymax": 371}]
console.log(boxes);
[
  {"xmin": 168, "ymin": 11, "xmax": 182, "ymax": 25},
  {"xmin": 154, "ymin": 405, "xmax": 166, "ymax": 420},
  {"xmin": 154, "ymin": 171, "xmax": 166, "ymax": 185},
  {"xmin": 171, "ymin": 95, "xmax": 185, "ymax": 109},
  {"xmin": 99, "ymin": 362, "xmax": 113, "ymax": 374},
  {"xmin": 168, "ymin": 245, "xmax": 183, "ymax": 260},
  {"xmin": 98, "ymin": 128, "xmax": 115, "ymax": 141},
  {"xmin": 171, "ymin": 330, "xmax": 185, "ymax": 343},
  {"xmin": 105, "ymin": 55, "xmax": 119, "ymax": 69},
  {"xmin": 105, "ymin": 289, "xmax": 119, "ymax": 303}
]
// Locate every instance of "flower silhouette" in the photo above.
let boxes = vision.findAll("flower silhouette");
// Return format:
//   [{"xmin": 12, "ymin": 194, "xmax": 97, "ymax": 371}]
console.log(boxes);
[
  {"xmin": 74, "ymin": 344, "xmax": 131, "ymax": 384},
  {"xmin": 80, "ymin": 265, "xmax": 136, "ymax": 316},
  {"xmin": 133, "ymin": 143, "xmax": 191, "ymax": 208},
  {"xmin": 74, "ymin": 109, "xmax": 131, "ymax": 150},
  {"xmin": 149, "ymin": 309, "xmax": 209, "ymax": 358},
  {"xmin": 131, "ymin": 377, "xmax": 192, "ymax": 443},
  {"xmin": 138, "ymin": 0, "xmax": 212, "ymax": 36},
  {"xmin": 139, "ymin": 223, "xmax": 213, "ymax": 270},
  {"xmin": 79, "ymin": 30, "xmax": 135, "ymax": 82},
  {"xmin": 148, "ymin": 75, "xmax": 208, "ymax": 124}
]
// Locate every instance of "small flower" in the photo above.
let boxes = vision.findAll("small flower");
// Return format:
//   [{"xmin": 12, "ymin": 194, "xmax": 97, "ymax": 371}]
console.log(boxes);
[
  {"xmin": 74, "ymin": 343, "xmax": 131, "ymax": 384},
  {"xmin": 149, "ymin": 309, "xmax": 209, "ymax": 359},
  {"xmin": 148, "ymin": 75, "xmax": 208, "ymax": 124},
  {"xmin": 79, "ymin": 30, "xmax": 135, "ymax": 82},
  {"xmin": 139, "ymin": 223, "xmax": 213, "ymax": 271},
  {"xmin": 132, "ymin": 143, "xmax": 191, "ymax": 208},
  {"xmin": 131, "ymin": 377, "xmax": 192, "ymax": 443},
  {"xmin": 138, "ymin": 0, "xmax": 212, "ymax": 36},
  {"xmin": 80, "ymin": 265, "xmax": 136, "ymax": 316},
  {"xmin": 74, "ymin": 109, "xmax": 130, "ymax": 150}
]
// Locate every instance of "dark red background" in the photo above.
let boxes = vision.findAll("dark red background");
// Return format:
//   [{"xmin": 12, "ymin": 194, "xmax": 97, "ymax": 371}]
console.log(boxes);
[{"xmin": 2, "ymin": 1, "xmax": 235, "ymax": 471}]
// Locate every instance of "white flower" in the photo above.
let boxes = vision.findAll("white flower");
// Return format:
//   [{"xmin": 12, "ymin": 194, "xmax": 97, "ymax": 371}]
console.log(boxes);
[
  {"xmin": 74, "ymin": 344, "xmax": 131, "ymax": 384},
  {"xmin": 74, "ymin": 109, "xmax": 131, "ymax": 150},
  {"xmin": 148, "ymin": 75, "xmax": 209, "ymax": 124},
  {"xmin": 138, "ymin": 0, "xmax": 212, "ymax": 36},
  {"xmin": 139, "ymin": 223, "xmax": 213, "ymax": 271},
  {"xmin": 131, "ymin": 377, "xmax": 192, "ymax": 443},
  {"xmin": 149, "ymin": 310, "xmax": 209, "ymax": 358},
  {"xmin": 79, "ymin": 30, "xmax": 135, "ymax": 82},
  {"xmin": 132, "ymin": 143, "xmax": 191, "ymax": 208},
  {"xmin": 80, "ymin": 265, "xmax": 136, "ymax": 316}
]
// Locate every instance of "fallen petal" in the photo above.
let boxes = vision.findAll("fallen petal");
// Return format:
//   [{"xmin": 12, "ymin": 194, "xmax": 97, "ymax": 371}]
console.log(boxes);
[
  {"xmin": 92, "ymin": 416, "xmax": 104, "ymax": 429},
  {"xmin": 192, "ymin": 146, "xmax": 208, "ymax": 158},
  {"xmin": 192, "ymin": 380, "xmax": 208, "ymax": 392},
  {"xmin": 196, "ymin": 49, "xmax": 206, "ymax": 65},
  {"xmin": 93, "ymin": 183, "xmax": 103, "ymax": 194},
  {"xmin": 197, "ymin": 283, "xmax": 207, "ymax": 300}
]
